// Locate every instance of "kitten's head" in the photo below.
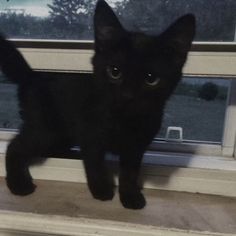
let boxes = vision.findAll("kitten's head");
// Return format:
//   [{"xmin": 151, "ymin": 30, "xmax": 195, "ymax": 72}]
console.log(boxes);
[{"xmin": 92, "ymin": 0, "xmax": 195, "ymax": 108}]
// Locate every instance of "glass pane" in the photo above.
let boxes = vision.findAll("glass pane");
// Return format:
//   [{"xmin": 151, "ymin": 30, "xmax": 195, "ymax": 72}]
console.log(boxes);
[
  {"xmin": 0, "ymin": 73, "xmax": 229, "ymax": 144},
  {"xmin": 157, "ymin": 77, "xmax": 229, "ymax": 143},
  {"xmin": 0, "ymin": 0, "xmax": 235, "ymax": 41},
  {"xmin": 0, "ymin": 73, "xmax": 20, "ymax": 129}
]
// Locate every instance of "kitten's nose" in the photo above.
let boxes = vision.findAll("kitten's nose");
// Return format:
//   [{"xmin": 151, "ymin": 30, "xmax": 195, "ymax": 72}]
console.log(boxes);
[{"xmin": 122, "ymin": 91, "xmax": 134, "ymax": 101}]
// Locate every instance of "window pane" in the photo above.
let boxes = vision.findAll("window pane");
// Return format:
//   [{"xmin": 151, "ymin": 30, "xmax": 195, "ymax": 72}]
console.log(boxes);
[
  {"xmin": 0, "ymin": 0, "xmax": 235, "ymax": 41},
  {"xmin": 157, "ymin": 77, "xmax": 229, "ymax": 143},
  {"xmin": 0, "ymin": 73, "xmax": 229, "ymax": 144},
  {"xmin": 0, "ymin": 73, "xmax": 20, "ymax": 130}
]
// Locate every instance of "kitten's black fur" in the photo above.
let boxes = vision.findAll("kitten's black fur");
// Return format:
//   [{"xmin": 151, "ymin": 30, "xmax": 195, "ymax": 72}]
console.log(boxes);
[{"xmin": 1, "ymin": 0, "xmax": 195, "ymax": 209}]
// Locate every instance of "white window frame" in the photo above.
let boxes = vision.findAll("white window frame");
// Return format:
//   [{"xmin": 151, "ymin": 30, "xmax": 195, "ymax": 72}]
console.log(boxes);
[{"xmin": 0, "ymin": 40, "xmax": 236, "ymax": 197}]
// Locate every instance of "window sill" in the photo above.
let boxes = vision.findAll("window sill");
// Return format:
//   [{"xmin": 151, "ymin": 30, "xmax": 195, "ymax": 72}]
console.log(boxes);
[
  {"xmin": 0, "ymin": 150, "xmax": 236, "ymax": 198},
  {"xmin": 0, "ymin": 179, "xmax": 235, "ymax": 236}
]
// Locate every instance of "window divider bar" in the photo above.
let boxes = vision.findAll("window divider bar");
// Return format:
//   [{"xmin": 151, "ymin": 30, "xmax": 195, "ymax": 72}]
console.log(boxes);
[
  {"xmin": 18, "ymin": 48, "xmax": 236, "ymax": 77},
  {"xmin": 222, "ymin": 80, "xmax": 236, "ymax": 157},
  {"xmin": 10, "ymin": 39, "xmax": 236, "ymax": 52}
]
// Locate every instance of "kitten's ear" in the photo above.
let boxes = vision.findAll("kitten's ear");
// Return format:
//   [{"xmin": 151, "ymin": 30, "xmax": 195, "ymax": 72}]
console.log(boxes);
[
  {"xmin": 161, "ymin": 14, "xmax": 196, "ymax": 59},
  {"xmin": 94, "ymin": 0, "xmax": 125, "ymax": 51}
]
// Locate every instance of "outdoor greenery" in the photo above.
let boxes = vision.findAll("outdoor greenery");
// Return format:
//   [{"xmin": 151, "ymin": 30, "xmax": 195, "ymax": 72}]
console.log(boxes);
[
  {"xmin": 175, "ymin": 81, "xmax": 228, "ymax": 101},
  {"xmin": 0, "ymin": 0, "xmax": 96, "ymax": 39},
  {"xmin": 115, "ymin": 0, "xmax": 236, "ymax": 41},
  {"xmin": 198, "ymin": 82, "xmax": 219, "ymax": 101}
]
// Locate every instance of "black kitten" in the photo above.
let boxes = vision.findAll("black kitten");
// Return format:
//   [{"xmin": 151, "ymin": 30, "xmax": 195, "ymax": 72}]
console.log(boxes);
[{"xmin": 1, "ymin": 0, "xmax": 195, "ymax": 209}]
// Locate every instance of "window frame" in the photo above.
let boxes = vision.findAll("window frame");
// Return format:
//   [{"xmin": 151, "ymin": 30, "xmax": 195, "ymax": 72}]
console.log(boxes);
[
  {"xmin": 9, "ymin": 40, "xmax": 236, "ymax": 76},
  {"xmin": 0, "ymin": 40, "xmax": 235, "ymax": 157}
]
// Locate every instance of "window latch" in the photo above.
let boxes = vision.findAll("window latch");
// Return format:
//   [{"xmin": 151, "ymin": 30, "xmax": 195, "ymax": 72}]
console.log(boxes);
[{"xmin": 165, "ymin": 126, "xmax": 183, "ymax": 142}]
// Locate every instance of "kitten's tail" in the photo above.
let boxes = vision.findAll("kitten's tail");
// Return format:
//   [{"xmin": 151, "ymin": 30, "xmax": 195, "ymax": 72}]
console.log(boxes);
[{"xmin": 0, "ymin": 34, "xmax": 33, "ymax": 83}]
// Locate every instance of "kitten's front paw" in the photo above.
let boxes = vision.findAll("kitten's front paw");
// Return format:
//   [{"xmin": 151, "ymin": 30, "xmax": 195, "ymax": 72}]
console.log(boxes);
[
  {"xmin": 89, "ymin": 182, "xmax": 114, "ymax": 201},
  {"xmin": 6, "ymin": 176, "xmax": 36, "ymax": 196},
  {"xmin": 120, "ymin": 191, "xmax": 146, "ymax": 209}
]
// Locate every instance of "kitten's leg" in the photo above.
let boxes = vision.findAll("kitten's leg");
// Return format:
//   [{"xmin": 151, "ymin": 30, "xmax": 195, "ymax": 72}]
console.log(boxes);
[
  {"xmin": 82, "ymin": 147, "xmax": 114, "ymax": 201},
  {"xmin": 5, "ymin": 134, "xmax": 38, "ymax": 195},
  {"xmin": 5, "ymin": 130, "xmax": 59, "ymax": 196},
  {"xmin": 119, "ymin": 151, "xmax": 146, "ymax": 209}
]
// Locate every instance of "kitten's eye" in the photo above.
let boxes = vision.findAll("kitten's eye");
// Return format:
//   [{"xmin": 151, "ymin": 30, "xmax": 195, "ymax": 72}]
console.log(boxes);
[
  {"xmin": 145, "ymin": 73, "xmax": 160, "ymax": 86},
  {"xmin": 107, "ymin": 66, "xmax": 122, "ymax": 81}
]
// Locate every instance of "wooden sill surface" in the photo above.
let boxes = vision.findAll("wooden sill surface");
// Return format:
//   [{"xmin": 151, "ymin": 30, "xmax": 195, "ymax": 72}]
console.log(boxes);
[{"xmin": 0, "ymin": 177, "xmax": 235, "ymax": 235}]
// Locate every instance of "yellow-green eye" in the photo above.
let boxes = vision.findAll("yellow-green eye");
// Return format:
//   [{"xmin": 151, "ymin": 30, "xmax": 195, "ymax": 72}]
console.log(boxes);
[
  {"xmin": 107, "ymin": 66, "xmax": 122, "ymax": 81},
  {"xmin": 145, "ymin": 73, "xmax": 160, "ymax": 86}
]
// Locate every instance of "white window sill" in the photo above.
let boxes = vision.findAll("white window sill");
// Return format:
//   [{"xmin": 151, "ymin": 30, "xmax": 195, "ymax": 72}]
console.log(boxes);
[
  {"xmin": 1, "ymin": 130, "xmax": 236, "ymax": 198},
  {"xmin": 0, "ymin": 150, "xmax": 236, "ymax": 198}
]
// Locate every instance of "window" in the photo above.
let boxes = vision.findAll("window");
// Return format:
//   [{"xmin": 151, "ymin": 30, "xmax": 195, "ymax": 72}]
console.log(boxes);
[
  {"xmin": 0, "ymin": 0, "xmax": 235, "ymax": 41},
  {"xmin": 0, "ymin": 0, "xmax": 235, "ymax": 164},
  {"xmin": 157, "ymin": 77, "xmax": 229, "ymax": 143}
]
